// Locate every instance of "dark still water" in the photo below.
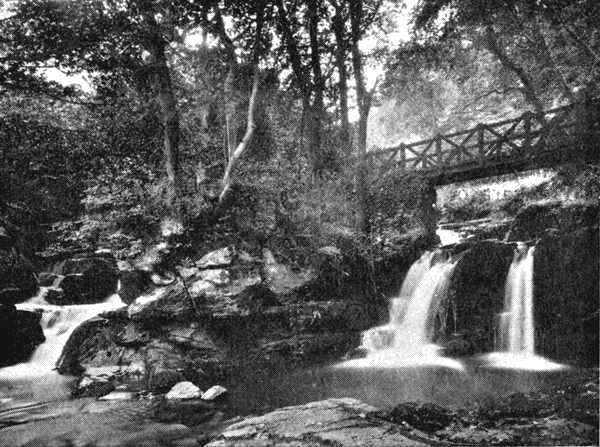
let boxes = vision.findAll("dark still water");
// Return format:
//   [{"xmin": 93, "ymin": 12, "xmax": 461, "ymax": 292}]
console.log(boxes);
[{"xmin": 224, "ymin": 360, "xmax": 574, "ymax": 416}]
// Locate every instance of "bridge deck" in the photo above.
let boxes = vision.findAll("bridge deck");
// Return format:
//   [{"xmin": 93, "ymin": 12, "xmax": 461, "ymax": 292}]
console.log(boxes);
[{"xmin": 367, "ymin": 100, "xmax": 600, "ymax": 185}]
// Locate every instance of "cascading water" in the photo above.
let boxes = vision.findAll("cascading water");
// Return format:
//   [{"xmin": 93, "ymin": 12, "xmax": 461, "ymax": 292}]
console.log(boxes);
[
  {"xmin": 484, "ymin": 244, "xmax": 564, "ymax": 370},
  {"xmin": 340, "ymin": 251, "xmax": 463, "ymax": 369},
  {"xmin": 0, "ymin": 288, "xmax": 124, "ymax": 380}
]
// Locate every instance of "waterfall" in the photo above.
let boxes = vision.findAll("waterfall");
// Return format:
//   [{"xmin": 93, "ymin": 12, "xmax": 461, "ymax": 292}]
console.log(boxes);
[
  {"xmin": 485, "ymin": 244, "xmax": 565, "ymax": 370},
  {"xmin": 499, "ymin": 244, "xmax": 535, "ymax": 354},
  {"xmin": 0, "ymin": 289, "xmax": 124, "ymax": 379},
  {"xmin": 340, "ymin": 251, "xmax": 463, "ymax": 369}
]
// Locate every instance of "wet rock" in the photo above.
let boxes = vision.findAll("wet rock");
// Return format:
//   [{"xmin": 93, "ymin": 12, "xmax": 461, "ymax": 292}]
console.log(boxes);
[
  {"xmin": 166, "ymin": 381, "xmax": 202, "ymax": 400},
  {"xmin": 73, "ymin": 374, "xmax": 115, "ymax": 398},
  {"xmin": 44, "ymin": 286, "xmax": 65, "ymax": 304},
  {"xmin": 383, "ymin": 402, "xmax": 454, "ymax": 432},
  {"xmin": 38, "ymin": 272, "xmax": 60, "ymax": 287},
  {"xmin": 199, "ymin": 269, "xmax": 230, "ymax": 286},
  {"xmin": 206, "ymin": 398, "xmax": 429, "ymax": 446},
  {"xmin": 0, "ymin": 305, "xmax": 45, "ymax": 366},
  {"xmin": 438, "ymin": 240, "xmax": 515, "ymax": 355},
  {"xmin": 53, "ymin": 256, "xmax": 118, "ymax": 304},
  {"xmin": 197, "ymin": 247, "xmax": 233, "ymax": 269},
  {"xmin": 128, "ymin": 283, "xmax": 194, "ymax": 323},
  {"xmin": 201, "ymin": 385, "xmax": 227, "ymax": 401},
  {"xmin": 118, "ymin": 263, "xmax": 151, "ymax": 304}
]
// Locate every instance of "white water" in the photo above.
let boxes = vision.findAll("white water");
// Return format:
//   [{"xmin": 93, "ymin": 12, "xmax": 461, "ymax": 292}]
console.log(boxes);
[
  {"xmin": 340, "ymin": 251, "xmax": 463, "ymax": 369},
  {"xmin": 484, "ymin": 244, "xmax": 565, "ymax": 371},
  {"xmin": 0, "ymin": 289, "xmax": 124, "ymax": 380}
]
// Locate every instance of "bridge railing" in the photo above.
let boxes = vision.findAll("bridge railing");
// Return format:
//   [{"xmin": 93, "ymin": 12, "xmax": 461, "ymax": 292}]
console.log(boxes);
[{"xmin": 367, "ymin": 99, "xmax": 596, "ymax": 176}]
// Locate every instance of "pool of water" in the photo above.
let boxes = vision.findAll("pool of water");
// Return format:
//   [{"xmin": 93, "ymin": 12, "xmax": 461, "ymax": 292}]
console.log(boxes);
[{"xmin": 224, "ymin": 358, "xmax": 574, "ymax": 416}]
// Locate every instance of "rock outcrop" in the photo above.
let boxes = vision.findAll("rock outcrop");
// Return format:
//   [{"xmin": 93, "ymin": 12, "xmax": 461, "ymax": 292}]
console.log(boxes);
[
  {"xmin": 206, "ymin": 398, "xmax": 430, "ymax": 446},
  {"xmin": 0, "ymin": 229, "xmax": 38, "ymax": 304},
  {"xmin": 0, "ymin": 305, "xmax": 45, "ymax": 366}
]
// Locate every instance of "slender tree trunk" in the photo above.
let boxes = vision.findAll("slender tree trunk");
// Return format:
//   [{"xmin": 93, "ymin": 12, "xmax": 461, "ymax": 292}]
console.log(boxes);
[
  {"xmin": 224, "ymin": 64, "xmax": 238, "ymax": 158},
  {"xmin": 350, "ymin": 0, "xmax": 370, "ymax": 233},
  {"xmin": 332, "ymin": 0, "xmax": 351, "ymax": 155},
  {"xmin": 307, "ymin": 0, "xmax": 325, "ymax": 178},
  {"xmin": 151, "ymin": 43, "xmax": 180, "ymax": 206},
  {"xmin": 484, "ymin": 26, "xmax": 546, "ymax": 117},
  {"xmin": 219, "ymin": 69, "xmax": 260, "ymax": 205}
]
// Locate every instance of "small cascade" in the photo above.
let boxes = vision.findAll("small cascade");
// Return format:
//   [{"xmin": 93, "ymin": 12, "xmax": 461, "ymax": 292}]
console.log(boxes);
[
  {"xmin": 484, "ymin": 244, "xmax": 565, "ymax": 370},
  {"xmin": 340, "ymin": 251, "xmax": 463, "ymax": 369},
  {"xmin": 0, "ymin": 289, "xmax": 124, "ymax": 379}
]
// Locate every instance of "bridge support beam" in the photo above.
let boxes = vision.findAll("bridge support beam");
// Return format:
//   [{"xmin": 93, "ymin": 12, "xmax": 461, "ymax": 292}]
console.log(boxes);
[{"xmin": 418, "ymin": 182, "xmax": 439, "ymax": 236}]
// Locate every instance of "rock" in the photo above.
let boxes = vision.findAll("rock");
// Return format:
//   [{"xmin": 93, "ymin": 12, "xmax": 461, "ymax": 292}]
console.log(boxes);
[
  {"xmin": 438, "ymin": 240, "xmax": 515, "ymax": 355},
  {"xmin": 153, "ymin": 399, "xmax": 216, "ymax": 426},
  {"xmin": 53, "ymin": 256, "xmax": 118, "ymax": 304},
  {"xmin": 187, "ymin": 279, "xmax": 217, "ymax": 298},
  {"xmin": 176, "ymin": 266, "xmax": 200, "ymax": 281},
  {"xmin": 237, "ymin": 284, "xmax": 278, "ymax": 313},
  {"xmin": 384, "ymin": 402, "xmax": 454, "ymax": 432},
  {"xmin": 199, "ymin": 269, "xmax": 230, "ymax": 286},
  {"xmin": 151, "ymin": 272, "xmax": 176, "ymax": 286},
  {"xmin": 38, "ymin": 272, "xmax": 60, "ymax": 287},
  {"xmin": 0, "ymin": 305, "xmax": 45, "ymax": 366},
  {"xmin": 128, "ymin": 283, "xmax": 194, "ymax": 323},
  {"xmin": 166, "ymin": 381, "xmax": 202, "ymax": 400},
  {"xmin": 144, "ymin": 341, "xmax": 186, "ymax": 391},
  {"xmin": 118, "ymin": 266, "xmax": 151, "ymax": 304},
  {"xmin": 197, "ymin": 247, "xmax": 233, "ymax": 269},
  {"xmin": 135, "ymin": 242, "xmax": 171, "ymax": 272},
  {"xmin": 98, "ymin": 391, "xmax": 136, "ymax": 400},
  {"xmin": 237, "ymin": 249, "xmax": 258, "ymax": 264},
  {"xmin": 506, "ymin": 201, "xmax": 598, "ymax": 241},
  {"xmin": 263, "ymin": 249, "xmax": 314, "ymax": 294},
  {"xmin": 0, "ymin": 249, "xmax": 38, "ymax": 305},
  {"xmin": 206, "ymin": 398, "xmax": 429, "ymax": 446},
  {"xmin": 201, "ymin": 385, "xmax": 227, "ymax": 401},
  {"xmin": 74, "ymin": 374, "xmax": 115, "ymax": 398},
  {"xmin": 44, "ymin": 287, "xmax": 65, "ymax": 304}
]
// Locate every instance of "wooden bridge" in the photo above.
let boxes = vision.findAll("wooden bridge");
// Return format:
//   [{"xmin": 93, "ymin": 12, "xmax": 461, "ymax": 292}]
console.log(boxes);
[{"xmin": 367, "ymin": 99, "xmax": 600, "ymax": 184}]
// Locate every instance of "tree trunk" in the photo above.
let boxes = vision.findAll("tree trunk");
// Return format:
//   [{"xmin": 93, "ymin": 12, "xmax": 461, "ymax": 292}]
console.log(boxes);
[
  {"xmin": 484, "ymin": 26, "xmax": 546, "ymax": 118},
  {"xmin": 219, "ymin": 69, "xmax": 260, "ymax": 204},
  {"xmin": 307, "ymin": 0, "xmax": 325, "ymax": 178},
  {"xmin": 332, "ymin": 0, "xmax": 351, "ymax": 155},
  {"xmin": 350, "ymin": 0, "xmax": 370, "ymax": 233},
  {"xmin": 151, "ymin": 43, "xmax": 180, "ymax": 207}
]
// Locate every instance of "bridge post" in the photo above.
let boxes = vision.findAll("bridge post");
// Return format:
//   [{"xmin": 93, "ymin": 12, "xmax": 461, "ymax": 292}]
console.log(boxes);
[
  {"xmin": 435, "ymin": 135, "xmax": 442, "ymax": 167},
  {"xmin": 523, "ymin": 112, "xmax": 532, "ymax": 155},
  {"xmin": 477, "ymin": 124, "xmax": 485, "ymax": 165},
  {"xmin": 399, "ymin": 143, "xmax": 406, "ymax": 170},
  {"xmin": 418, "ymin": 181, "xmax": 439, "ymax": 236}
]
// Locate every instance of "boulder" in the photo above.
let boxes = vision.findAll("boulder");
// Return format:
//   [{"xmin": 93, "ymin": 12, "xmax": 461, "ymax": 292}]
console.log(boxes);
[
  {"xmin": 128, "ymin": 283, "xmax": 194, "ymax": 323},
  {"xmin": 38, "ymin": 272, "xmax": 60, "ymax": 287},
  {"xmin": 176, "ymin": 266, "xmax": 200, "ymax": 281},
  {"xmin": 73, "ymin": 374, "xmax": 115, "ymax": 398},
  {"xmin": 53, "ymin": 256, "xmax": 118, "ymax": 304},
  {"xmin": 199, "ymin": 269, "xmax": 230, "ymax": 286},
  {"xmin": 166, "ymin": 381, "xmax": 202, "ymax": 400},
  {"xmin": 0, "ymin": 305, "xmax": 45, "ymax": 366},
  {"xmin": 437, "ymin": 240, "xmax": 515, "ymax": 355},
  {"xmin": 383, "ymin": 402, "xmax": 454, "ymax": 432},
  {"xmin": 206, "ymin": 398, "xmax": 430, "ymax": 446},
  {"xmin": 197, "ymin": 247, "xmax": 233, "ymax": 269},
  {"xmin": 118, "ymin": 263, "xmax": 151, "ymax": 304},
  {"xmin": 187, "ymin": 279, "xmax": 217, "ymax": 299},
  {"xmin": 0, "ymin": 249, "xmax": 38, "ymax": 305},
  {"xmin": 201, "ymin": 385, "xmax": 227, "ymax": 401},
  {"xmin": 44, "ymin": 287, "xmax": 65, "ymax": 304}
]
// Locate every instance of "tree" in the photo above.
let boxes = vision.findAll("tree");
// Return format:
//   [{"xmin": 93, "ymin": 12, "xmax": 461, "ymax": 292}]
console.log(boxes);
[{"xmin": 0, "ymin": 0, "xmax": 208, "ymax": 209}]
